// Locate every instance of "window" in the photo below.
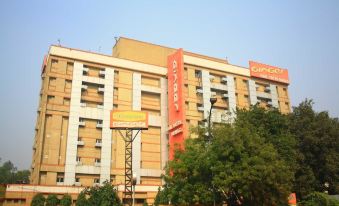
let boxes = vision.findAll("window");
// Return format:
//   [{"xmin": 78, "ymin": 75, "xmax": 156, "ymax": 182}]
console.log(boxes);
[
  {"xmin": 195, "ymin": 70, "xmax": 202, "ymax": 78},
  {"xmin": 76, "ymin": 157, "xmax": 81, "ymax": 162},
  {"xmin": 47, "ymin": 95, "xmax": 55, "ymax": 104},
  {"xmin": 57, "ymin": 177, "xmax": 64, "ymax": 183},
  {"xmin": 75, "ymin": 178, "xmax": 80, "ymax": 183},
  {"xmin": 96, "ymin": 139, "xmax": 102, "ymax": 143},
  {"xmin": 95, "ymin": 158, "xmax": 101, "ymax": 163},
  {"xmin": 94, "ymin": 178, "xmax": 100, "ymax": 183}
]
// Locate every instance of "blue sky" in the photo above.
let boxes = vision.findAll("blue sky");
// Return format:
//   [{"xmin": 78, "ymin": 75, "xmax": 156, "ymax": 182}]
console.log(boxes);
[{"xmin": 0, "ymin": 1, "xmax": 338, "ymax": 169}]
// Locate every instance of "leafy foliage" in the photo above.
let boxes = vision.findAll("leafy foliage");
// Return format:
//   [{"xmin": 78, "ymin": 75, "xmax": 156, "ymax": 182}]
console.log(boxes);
[
  {"xmin": 160, "ymin": 106, "xmax": 294, "ymax": 205},
  {"xmin": 298, "ymin": 192, "xmax": 339, "ymax": 206},
  {"xmin": 31, "ymin": 193, "xmax": 45, "ymax": 206},
  {"xmin": 60, "ymin": 194, "xmax": 72, "ymax": 206},
  {"xmin": 0, "ymin": 160, "xmax": 30, "ymax": 184},
  {"xmin": 46, "ymin": 194, "xmax": 59, "ymax": 206},
  {"xmin": 77, "ymin": 181, "xmax": 121, "ymax": 206},
  {"xmin": 290, "ymin": 100, "xmax": 339, "ymax": 198}
]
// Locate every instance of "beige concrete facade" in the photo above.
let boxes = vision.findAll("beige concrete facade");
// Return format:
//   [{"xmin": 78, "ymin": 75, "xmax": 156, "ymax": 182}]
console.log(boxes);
[{"xmin": 3, "ymin": 37, "xmax": 290, "ymax": 206}]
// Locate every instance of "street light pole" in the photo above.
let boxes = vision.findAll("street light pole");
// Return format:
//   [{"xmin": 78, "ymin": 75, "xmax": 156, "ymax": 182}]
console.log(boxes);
[{"xmin": 208, "ymin": 97, "xmax": 217, "ymax": 142}]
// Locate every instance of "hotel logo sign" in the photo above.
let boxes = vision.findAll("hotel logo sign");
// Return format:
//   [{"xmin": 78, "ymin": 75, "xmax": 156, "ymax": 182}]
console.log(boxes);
[{"xmin": 249, "ymin": 61, "xmax": 289, "ymax": 84}]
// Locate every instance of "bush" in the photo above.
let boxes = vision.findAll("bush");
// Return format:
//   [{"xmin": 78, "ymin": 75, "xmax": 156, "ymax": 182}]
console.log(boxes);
[
  {"xmin": 31, "ymin": 193, "xmax": 45, "ymax": 206},
  {"xmin": 299, "ymin": 192, "xmax": 339, "ymax": 206},
  {"xmin": 60, "ymin": 194, "xmax": 72, "ymax": 206},
  {"xmin": 46, "ymin": 194, "xmax": 59, "ymax": 206}
]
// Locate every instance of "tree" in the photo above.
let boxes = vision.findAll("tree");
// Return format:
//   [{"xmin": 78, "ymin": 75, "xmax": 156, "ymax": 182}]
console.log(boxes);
[
  {"xmin": 78, "ymin": 181, "xmax": 121, "ymax": 206},
  {"xmin": 298, "ymin": 192, "xmax": 339, "ymax": 206},
  {"xmin": 60, "ymin": 194, "xmax": 72, "ymax": 206},
  {"xmin": 76, "ymin": 191, "xmax": 89, "ymax": 206},
  {"xmin": 289, "ymin": 100, "xmax": 339, "ymax": 198},
  {"xmin": 0, "ymin": 160, "xmax": 30, "ymax": 184},
  {"xmin": 46, "ymin": 194, "xmax": 59, "ymax": 206},
  {"xmin": 160, "ymin": 106, "xmax": 295, "ymax": 205},
  {"xmin": 31, "ymin": 193, "xmax": 45, "ymax": 206}
]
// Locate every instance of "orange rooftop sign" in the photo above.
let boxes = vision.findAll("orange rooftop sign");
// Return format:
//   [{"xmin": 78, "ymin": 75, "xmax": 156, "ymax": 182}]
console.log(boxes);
[{"xmin": 249, "ymin": 61, "xmax": 289, "ymax": 84}]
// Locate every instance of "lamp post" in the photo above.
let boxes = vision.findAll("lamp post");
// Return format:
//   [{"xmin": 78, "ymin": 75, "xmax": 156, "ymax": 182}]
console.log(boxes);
[
  {"xmin": 208, "ymin": 97, "xmax": 217, "ymax": 142},
  {"xmin": 132, "ymin": 173, "xmax": 137, "ymax": 206},
  {"xmin": 207, "ymin": 96, "xmax": 217, "ymax": 206}
]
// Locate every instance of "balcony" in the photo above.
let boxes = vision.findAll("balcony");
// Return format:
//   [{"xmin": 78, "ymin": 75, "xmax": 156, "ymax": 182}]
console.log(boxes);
[{"xmin": 77, "ymin": 140, "xmax": 85, "ymax": 146}]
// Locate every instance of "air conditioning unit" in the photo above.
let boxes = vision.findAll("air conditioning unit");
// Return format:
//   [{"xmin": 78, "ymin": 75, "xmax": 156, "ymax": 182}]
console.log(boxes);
[
  {"xmin": 211, "ymin": 91, "xmax": 217, "ymax": 96},
  {"xmin": 80, "ymin": 102, "xmax": 86, "ymax": 107},
  {"xmin": 93, "ymin": 183, "xmax": 100, "ymax": 187},
  {"xmin": 95, "ymin": 142, "xmax": 102, "ymax": 147},
  {"xmin": 77, "ymin": 141, "xmax": 85, "ymax": 146},
  {"xmin": 99, "ymin": 70, "xmax": 105, "ymax": 77},
  {"xmin": 81, "ymin": 85, "xmax": 88, "ymax": 90},
  {"xmin": 222, "ymin": 93, "xmax": 229, "ymax": 99},
  {"xmin": 98, "ymin": 87, "xmax": 105, "ymax": 93},
  {"xmin": 96, "ymin": 122, "xmax": 103, "ymax": 128},
  {"xmin": 97, "ymin": 104, "xmax": 104, "ymax": 109},
  {"xmin": 209, "ymin": 75, "xmax": 215, "ymax": 80},
  {"xmin": 197, "ymin": 106, "xmax": 204, "ymax": 112},
  {"xmin": 267, "ymin": 101, "xmax": 273, "ymax": 106},
  {"xmin": 196, "ymin": 88, "xmax": 203, "ymax": 94},
  {"xmin": 221, "ymin": 77, "xmax": 228, "ymax": 83},
  {"xmin": 76, "ymin": 161, "xmax": 82, "ymax": 166},
  {"xmin": 264, "ymin": 86, "xmax": 271, "ymax": 92},
  {"xmin": 79, "ymin": 121, "xmax": 86, "ymax": 127},
  {"xmin": 94, "ymin": 162, "xmax": 101, "ymax": 167},
  {"xmin": 75, "ymin": 182, "xmax": 82, "ymax": 186}
]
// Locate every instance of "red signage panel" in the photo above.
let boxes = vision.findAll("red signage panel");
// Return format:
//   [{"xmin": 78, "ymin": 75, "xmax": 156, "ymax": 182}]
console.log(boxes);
[
  {"xmin": 249, "ymin": 61, "xmax": 289, "ymax": 84},
  {"xmin": 167, "ymin": 49, "xmax": 186, "ymax": 160}
]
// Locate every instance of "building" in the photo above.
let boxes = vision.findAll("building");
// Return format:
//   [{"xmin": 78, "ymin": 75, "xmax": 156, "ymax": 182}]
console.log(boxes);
[{"xmin": 2, "ymin": 37, "xmax": 290, "ymax": 205}]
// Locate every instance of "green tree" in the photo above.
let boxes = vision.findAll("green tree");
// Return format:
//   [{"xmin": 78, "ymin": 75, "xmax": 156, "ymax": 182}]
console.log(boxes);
[
  {"xmin": 299, "ymin": 192, "xmax": 339, "ymax": 206},
  {"xmin": 79, "ymin": 181, "xmax": 121, "ymax": 206},
  {"xmin": 46, "ymin": 194, "xmax": 59, "ymax": 206},
  {"xmin": 31, "ymin": 193, "xmax": 46, "ymax": 206},
  {"xmin": 0, "ymin": 160, "xmax": 30, "ymax": 184},
  {"xmin": 76, "ymin": 191, "xmax": 89, "ymax": 206},
  {"xmin": 160, "ymin": 106, "xmax": 295, "ymax": 205},
  {"xmin": 289, "ymin": 100, "xmax": 339, "ymax": 198},
  {"xmin": 60, "ymin": 194, "xmax": 72, "ymax": 206}
]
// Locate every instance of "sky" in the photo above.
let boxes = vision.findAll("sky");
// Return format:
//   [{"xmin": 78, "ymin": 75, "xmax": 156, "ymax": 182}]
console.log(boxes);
[{"xmin": 0, "ymin": 1, "xmax": 338, "ymax": 169}]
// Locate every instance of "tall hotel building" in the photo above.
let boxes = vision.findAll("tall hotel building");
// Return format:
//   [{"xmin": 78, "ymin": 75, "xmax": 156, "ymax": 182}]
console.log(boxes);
[{"xmin": 19, "ymin": 37, "xmax": 289, "ymax": 204}]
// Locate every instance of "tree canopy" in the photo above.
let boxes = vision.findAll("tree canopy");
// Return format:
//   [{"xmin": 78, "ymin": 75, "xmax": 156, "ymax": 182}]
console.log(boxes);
[
  {"xmin": 76, "ymin": 181, "xmax": 121, "ymax": 206},
  {"xmin": 0, "ymin": 160, "xmax": 30, "ymax": 184},
  {"xmin": 156, "ymin": 100, "xmax": 339, "ymax": 205}
]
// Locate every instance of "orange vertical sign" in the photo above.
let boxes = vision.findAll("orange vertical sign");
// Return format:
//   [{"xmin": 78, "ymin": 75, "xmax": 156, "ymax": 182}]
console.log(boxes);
[
  {"xmin": 167, "ymin": 49, "xmax": 186, "ymax": 160},
  {"xmin": 249, "ymin": 61, "xmax": 289, "ymax": 84},
  {"xmin": 288, "ymin": 193, "xmax": 297, "ymax": 205}
]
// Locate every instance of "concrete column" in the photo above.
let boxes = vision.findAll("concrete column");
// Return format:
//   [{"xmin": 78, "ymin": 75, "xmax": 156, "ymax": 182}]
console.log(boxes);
[
  {"xmin": 132, "ymin": 73, "xmax": 141, "ymax": 184},
  {"xmin": 226, "ymin": 76, "xmax": 237, "ymax": 122},
  {"xmin": 248, "ymin": 80, "xmax": 258, "ymax": 105},
  {"xmin": 64, "ymin": 62, "xmax": 83, "ymax": 185},
  {"xmin": 160, "ymin": 77, "xmax": 168, "ymax": 170},
  {"xmin": 201, "ymin": 70, "xmax": 212, "ymax": 120},
  {"xmin": 270, "ymin": 84, "xmax": 279, "ymax": 108},
  {"xmin": 99, "ymin": 68, "xmax": 114, "ymax": 184}
]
